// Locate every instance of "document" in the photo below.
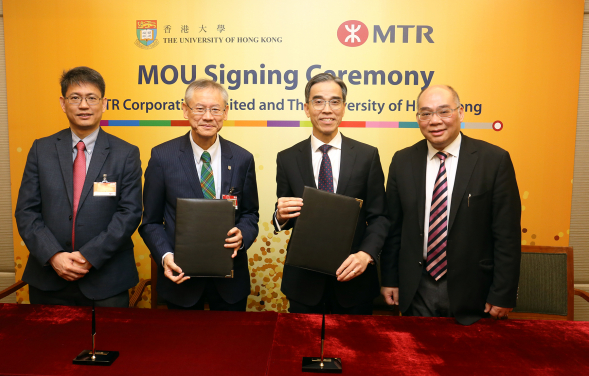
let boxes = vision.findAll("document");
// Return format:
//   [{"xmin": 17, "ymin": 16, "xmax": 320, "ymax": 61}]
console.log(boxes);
[
  {"xmin": 285, "ymin": 186, "xmax": 363, "ymax": 276},
  {"xmin": 174, "ymin": 198, "xmax": 235, "ymax": 278}
]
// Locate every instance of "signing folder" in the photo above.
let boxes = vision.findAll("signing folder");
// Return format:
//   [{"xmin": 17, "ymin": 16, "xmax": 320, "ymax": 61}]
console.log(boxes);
[
  {"xmin": 174, "ymin": 198, "xmax": 235, "ymax": 278},
  {"xmin": 285, "ymin": 186, "xmax": 363, "ymax": 276}
]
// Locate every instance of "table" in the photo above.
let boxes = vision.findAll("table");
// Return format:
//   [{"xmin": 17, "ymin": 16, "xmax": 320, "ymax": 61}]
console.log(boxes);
[{"xmin": 1, "ymin": 303, "xmax": 589, "ymax": 375}]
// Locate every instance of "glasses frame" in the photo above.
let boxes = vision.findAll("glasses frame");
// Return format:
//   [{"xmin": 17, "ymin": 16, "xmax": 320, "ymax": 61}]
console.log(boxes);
[
  {"xmin": 186, "ymin": 103, "xmax": 226, "ymax": 117},
  {"xmin": 416, "ymin": 105, "xmax": 462, "ymax": 121},
  {"xmin": 65, "ymin": 95, "xmax": 103, "ymax": 106},
  {"xmin": 310, "ymin": 98, "xmax": 344, "ymax": 111}
]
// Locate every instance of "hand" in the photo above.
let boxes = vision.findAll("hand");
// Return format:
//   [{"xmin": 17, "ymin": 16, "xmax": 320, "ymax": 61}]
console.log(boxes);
[
  {"xmin": 163, "ymin": 254, "xmax": 190, "ymax": 284},
  {"xmin": 225, "ymin": 227, "xmax": 242, "ymax": 258},
  {"xmin": 381, "ymin": 287, "xmax": 399, "ymax": 306},
  {"xmin": 276, "ymin": 197, "xmax": 303, "ymax": 225},
  {"xmin": 49, "ymin": 252, "xmax": 90, "ymax": 281},
  {"xmin": 336, "ymin": 251, "xmax": 372, "ymax": 282},
  {"xmin": 71, "ymin": 251, "xmax": 92, "ymax": 271},
  {"xmin": 485, "ymin": 303, "xmax": 513, "ymax": 320}
]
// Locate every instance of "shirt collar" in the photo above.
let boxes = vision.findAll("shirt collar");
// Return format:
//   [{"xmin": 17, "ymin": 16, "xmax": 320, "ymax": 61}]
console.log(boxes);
[
  {"xmin": 311, "ymin": 131, "xmax": 342, "ymax": 152},
  {"xmin": 427, "ymin": 132, "xmax": 462, "ymax": 160},
  {"xmin": 71, "ymin": 127, "xmax": 99, "ymax": 155},
  {"xmin": 190, "ymin": 133, "xmax": 220, "ymax": 162}
]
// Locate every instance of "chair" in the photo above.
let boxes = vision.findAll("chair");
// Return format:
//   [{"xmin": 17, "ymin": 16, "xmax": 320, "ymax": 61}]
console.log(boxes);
[
  {"xmin": 131, "ymin": 254, "xmax": 169, "ymax": 309},
  {"xmin": 510, "ymin": 245, "xmax": 589, "ymax": 320},
  {"xmin": 0, "ymin": 271, "xmax": 152, "ymax": 308}
]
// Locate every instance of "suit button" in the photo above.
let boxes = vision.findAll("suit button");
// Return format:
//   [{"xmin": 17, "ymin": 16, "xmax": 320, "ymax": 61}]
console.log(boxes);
[
  {"xmin": 418, "ymin": 261, "xmax": 423, "ymax": 266},
  {"xmin": 69, "ymin": 215, "xmax": 73, "ymax": 220},
  {"xmin": 66, "ymin": 241, "xmax": 71, "ymax": 247},
  {"xmin": 419, "ymin": 233, "xmax": 424, "ymax": 237}
]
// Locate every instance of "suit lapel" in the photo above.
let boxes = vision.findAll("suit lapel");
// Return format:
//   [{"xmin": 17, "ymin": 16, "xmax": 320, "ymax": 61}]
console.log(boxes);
[
  {"xmin": 296, "ymin": 137, "xmax": 317, "ymax": 189},
  {"xmin": 78, "ymin": 128, "xmax": 109, "ymax": 210},
  {"xmin": 336, "ymin": 134, "xmax": 356, "ymax": 195},
  {"xmin": 56, "ymin": 129, "xmax": 74, "ymax": 210},
  {"xmin": 448, "ymin": 134, "xmax": 478, "ymax": 232},
  {"xmin": 219, "ymin": 136, "xmax": 233, "ymax": 196},
  {"xmin": 412, "ymin": 140, "xmax": 428, "ymax": 231},
  {"xmin": 179, "ymin": 132, "xmax": 204, "ymax": 198}
]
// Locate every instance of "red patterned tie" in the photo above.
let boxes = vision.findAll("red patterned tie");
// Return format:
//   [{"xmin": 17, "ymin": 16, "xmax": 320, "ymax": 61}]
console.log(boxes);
[
  {"xmin": 317, "ymin": 144, "xmax": 334, "ymax": 192},
  {"xmin": 426, "ymin": 151, "xmax": 449, "ymax": 280},
  {"xmin": 72, "ymin": 141, "xmax": 86, "ymax": 249}
]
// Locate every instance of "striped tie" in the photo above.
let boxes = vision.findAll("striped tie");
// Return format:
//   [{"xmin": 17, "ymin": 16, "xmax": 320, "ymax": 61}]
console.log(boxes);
[
  {"xmin": 426, "ymin": 151, "xmax": 449, "ymax": 281},
  {"xmin": 200, "ymin": 151, "xmax": 216, "ymax": 199}
]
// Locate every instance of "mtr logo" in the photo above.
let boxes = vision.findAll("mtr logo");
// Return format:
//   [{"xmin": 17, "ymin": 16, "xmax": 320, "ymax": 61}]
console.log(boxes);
[
  {"xmin": 337, "ymin": 20, "xmax": 369, "ymax": 47},
  {"xmin": 337, "ymin": 20, "xmax": 434, "ymax": 47}
]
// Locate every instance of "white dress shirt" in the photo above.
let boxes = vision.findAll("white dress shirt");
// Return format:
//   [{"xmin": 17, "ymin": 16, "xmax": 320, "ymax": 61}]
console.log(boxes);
[
  {"xmin": 422, "ymin": 133, "xmax": 462, "ymax": 259},
  {"xmin": 190, "ymin": 133, "xmax": 222, "ymax": 199},
  {"xmin": 310, "ymin": 131, "xmax": 342, "ymax": 192}
]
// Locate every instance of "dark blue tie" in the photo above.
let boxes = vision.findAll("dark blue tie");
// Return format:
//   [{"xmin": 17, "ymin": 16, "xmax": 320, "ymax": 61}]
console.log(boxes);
[{"xmin": 318, "ymin": 144, "xmax": 334, "ymax": 192}]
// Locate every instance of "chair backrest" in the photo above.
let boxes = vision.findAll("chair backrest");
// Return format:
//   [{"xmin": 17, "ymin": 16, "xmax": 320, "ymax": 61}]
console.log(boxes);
[{"xmin": 510, "ymin": 245, "xmax": 574, "ymax": 320}]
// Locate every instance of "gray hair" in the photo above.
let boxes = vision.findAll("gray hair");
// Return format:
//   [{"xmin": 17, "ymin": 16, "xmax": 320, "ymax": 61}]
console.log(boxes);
[
  {"xmin": 185, "ymin": 79, "xmax": 229, "ymax": 106},
  {"xmin": 304, "ymin": 72, "xmax": 347, "ymax": 103}
]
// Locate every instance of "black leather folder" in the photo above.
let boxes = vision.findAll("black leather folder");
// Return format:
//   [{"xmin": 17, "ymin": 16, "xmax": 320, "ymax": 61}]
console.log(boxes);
[
  {"xmin": 285, "ymin": 186, "xmax": 363, "ymax": 276},
  {"xmin": 174, "ymin": 198, "xmax": 235, "ymax": 278}
]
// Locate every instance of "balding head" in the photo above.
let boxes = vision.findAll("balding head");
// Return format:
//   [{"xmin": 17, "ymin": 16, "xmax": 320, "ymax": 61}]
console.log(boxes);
[{"xmin": 417, "ymin": 85, "xmax": 461, "ymax": 111}]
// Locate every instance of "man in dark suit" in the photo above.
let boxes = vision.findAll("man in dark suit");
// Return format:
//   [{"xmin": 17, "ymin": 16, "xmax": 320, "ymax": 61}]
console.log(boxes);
[
  {"xmin": 139, "ymin": 79, "xmax": 259, "ymax": 311},
  {"xmin": 274, "ymin": 73, "xmax": 389, "ymax": 314},
  {"xmin": 380, "ymin": 85, "xmax": 521, "ymax": 325},
  {"xmin": 15, "ymin": 66, "xmax": 142, "ymax": 307}
]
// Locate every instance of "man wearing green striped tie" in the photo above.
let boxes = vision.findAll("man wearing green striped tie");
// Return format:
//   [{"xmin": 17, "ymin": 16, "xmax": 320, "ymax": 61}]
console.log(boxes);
[{"xmin": 140, "ymin": 79, "xmax": 260, "ymax": 311}]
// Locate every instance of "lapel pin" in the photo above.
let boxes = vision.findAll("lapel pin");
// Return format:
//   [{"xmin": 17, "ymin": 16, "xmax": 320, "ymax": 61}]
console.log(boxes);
[{"xmin": 228, "ymin": 166, "xmax": 231, "ymax": 170}]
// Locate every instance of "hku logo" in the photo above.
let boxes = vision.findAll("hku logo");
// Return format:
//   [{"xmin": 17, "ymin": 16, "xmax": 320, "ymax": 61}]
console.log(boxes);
[
  {"xmin": 337, "ymin": 20, "xmax": 369, "ymax": 47},
  {"xmin": 135, "ymin": 20, "xmax": 159, "ymax": 49}
]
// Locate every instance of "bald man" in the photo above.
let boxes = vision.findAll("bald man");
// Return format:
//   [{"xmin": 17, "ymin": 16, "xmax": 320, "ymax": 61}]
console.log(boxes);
[{"xmin": 380, "ymin": 85, "xmax": 521, "ymax": 325}]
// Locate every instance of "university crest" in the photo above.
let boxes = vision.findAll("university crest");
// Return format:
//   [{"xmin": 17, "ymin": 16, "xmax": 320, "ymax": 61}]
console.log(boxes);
[{"xmin": 135, "ymin": 20, "xmax": 159, "ymax": 49}]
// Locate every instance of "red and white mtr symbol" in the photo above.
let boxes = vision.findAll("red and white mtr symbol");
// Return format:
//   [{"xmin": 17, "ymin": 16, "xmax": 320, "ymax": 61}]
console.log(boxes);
[{"xmin": 337, "ymin": 20, "xmax": 369, "ymax": 47}]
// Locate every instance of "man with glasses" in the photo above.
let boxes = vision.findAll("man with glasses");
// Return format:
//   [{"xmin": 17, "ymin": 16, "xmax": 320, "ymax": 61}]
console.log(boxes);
[
  {"xmin": 15, "ymin": 66, "xmax": 142, "ymax": 307},
  {"xmin": 139, "ymin": 79, "xmax": 259, "ymax": 311},
  {"xmin": 273, "ymin": 73, "xmax": 389, "ymax": 314},
  {"xmin": 380, "ymin": 85, "xmax": 521, "ymax": 325}
]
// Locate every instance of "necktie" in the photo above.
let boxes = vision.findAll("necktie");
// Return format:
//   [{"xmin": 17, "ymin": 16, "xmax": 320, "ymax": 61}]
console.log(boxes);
[
  {"xmin": 200, "ymin": 151, "xmax": 216, "ymax": 199},
  {"xmin": 317, "ymin": 144, "xmax": 334, "ymax": 192},
  {"xmin": 72, "ymin": 141, "xmax": 86, "ymax": 249},
  {"xmin": 426, "ymin": 151, "xmax": 449, "ymax": 281}
]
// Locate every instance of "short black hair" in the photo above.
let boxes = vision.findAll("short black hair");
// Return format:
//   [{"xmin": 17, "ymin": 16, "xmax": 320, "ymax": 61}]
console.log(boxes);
[
  {"xmin": 304, "ymin": 72, "xmax": 347, "ymax": 103},
  {"xmin": 60, "ymin": 66, "xmax": 105, "ymax": 97}
]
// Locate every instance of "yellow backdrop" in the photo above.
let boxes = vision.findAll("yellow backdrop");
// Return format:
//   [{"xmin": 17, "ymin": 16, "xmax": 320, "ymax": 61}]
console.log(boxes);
[{"xmin": 4, "ymin": 0, "xmax": 584, "ymax": 309}]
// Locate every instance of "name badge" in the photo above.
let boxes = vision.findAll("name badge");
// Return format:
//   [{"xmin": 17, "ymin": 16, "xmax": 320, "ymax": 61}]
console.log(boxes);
[
  {"xmin": 222, "ymin": 195, "xmax": 238, "ymax": 209},
  {"xmin": 94, "ymin": 174, "xmax": 116, "ymax": 196}
]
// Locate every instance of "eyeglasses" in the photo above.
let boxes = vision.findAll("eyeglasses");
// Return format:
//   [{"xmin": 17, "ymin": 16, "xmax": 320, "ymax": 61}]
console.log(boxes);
[
  {"xmin": 310, "ymin": 99, "xmax": 344, "ymax": 110},
  {"xmin": 65, "ymin": 95, "xmax": 102, "ymax": 106},
  {"xmin": 186, "ymin": 103, "xmax": 226, "ymax": 117},
  {"xmin": 417, "ymin": 106, "xmax": 461, "ymax": 121}
]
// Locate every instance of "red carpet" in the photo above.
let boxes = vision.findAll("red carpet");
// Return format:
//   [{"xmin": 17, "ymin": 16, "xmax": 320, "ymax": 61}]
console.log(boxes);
[
  {"xmin": 267, "ymin": 313, "xmax": 589, "ymax": 375},
  {"xmin": 0, "ymin": 303, "xmax": 278, "ymax": 375},
  {"xmin": 1, "ymin": 303, "xmax": 589, "ymax": 375}
]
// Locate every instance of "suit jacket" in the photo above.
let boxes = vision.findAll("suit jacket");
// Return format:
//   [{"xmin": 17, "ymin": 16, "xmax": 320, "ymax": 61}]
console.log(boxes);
[
  {"xmin": 380, "ymin": 133, "xmax": 521, "ymax": 325},
  {"xmin": 15, "ymin": 128, "xmax": 142, "ymax": 300},
  {"xmin": 139, "ymin": 133, "xmax": 259, "ymax": 307},
  {"xmin": 274, "ymin": 134, "xmax": 389, "ymax": 308}
]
